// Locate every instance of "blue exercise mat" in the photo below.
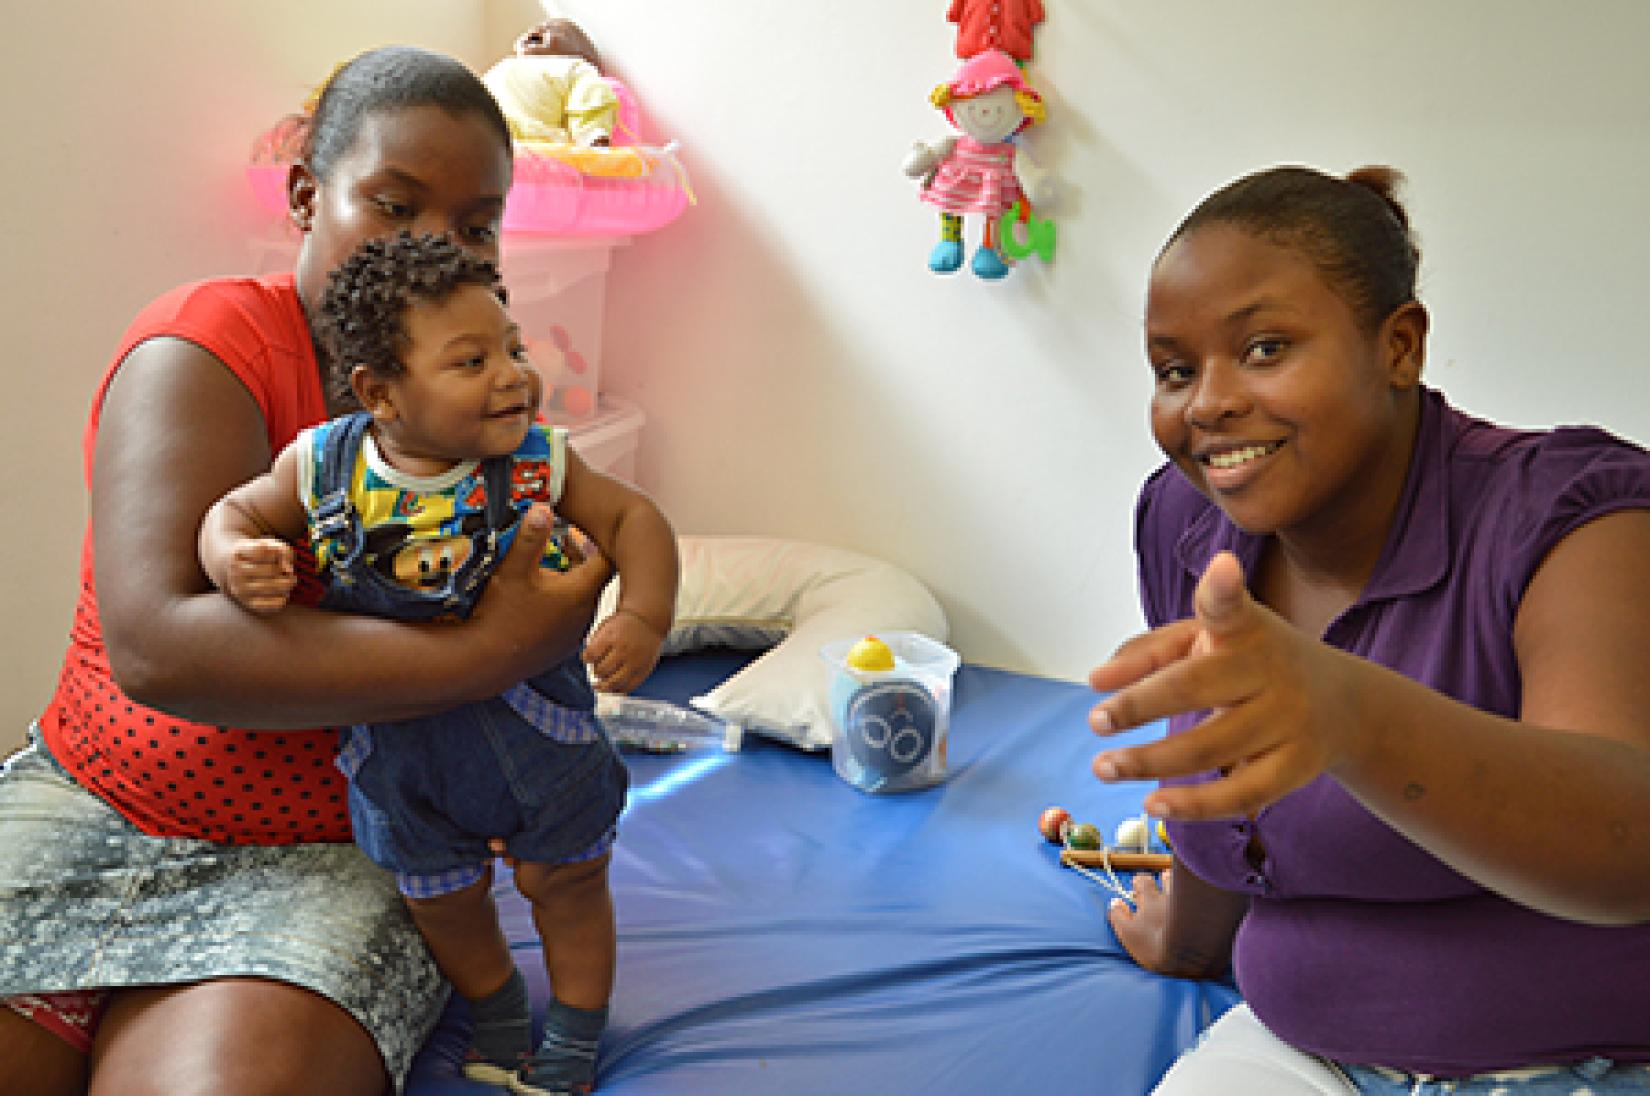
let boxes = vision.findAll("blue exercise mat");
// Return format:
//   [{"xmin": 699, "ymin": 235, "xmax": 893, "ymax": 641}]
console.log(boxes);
[{"xmin": 407, "ymin": 651, "xmax": 1238, "ymax": 1094}]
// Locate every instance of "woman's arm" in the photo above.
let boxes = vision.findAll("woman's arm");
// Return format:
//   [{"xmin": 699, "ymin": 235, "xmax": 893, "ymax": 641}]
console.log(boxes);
[
  {"xmin": 95, "ymin": 337, "xmax": 609, "ymax": 728},
  {"xmin": 1107, "ymin": 857, "xmax": 1248, "ymax": 979},
  {"xmin": 1335, "ymin": 509, "xmax": 1650, "ymax": 924},
  {"xmin": 1090, "ymin": 518, "xmax": 1650, "ymax": 926}
]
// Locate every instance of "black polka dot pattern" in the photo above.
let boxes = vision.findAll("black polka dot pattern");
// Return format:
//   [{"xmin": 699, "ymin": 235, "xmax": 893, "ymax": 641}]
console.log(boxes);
[{"xmin": 41, "ymin": 582, "xmax": 349, "ymax": 845}]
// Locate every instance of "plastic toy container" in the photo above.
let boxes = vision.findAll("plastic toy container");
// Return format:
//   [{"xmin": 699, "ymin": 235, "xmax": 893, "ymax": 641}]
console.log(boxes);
[
  {"xmin": 568, "ymin": 395, "xmax": 646, "ymax": 481},
  {"xmin": 240, "ymin": 227, "xmax": 623, "ymax": 425},
  {"xmin": 820, "ymin": 632, "xmax": 960, "ymax": 794},
  {"xmin": 500, "ymin": 236, "xmax": 624, "ymax": 422}
]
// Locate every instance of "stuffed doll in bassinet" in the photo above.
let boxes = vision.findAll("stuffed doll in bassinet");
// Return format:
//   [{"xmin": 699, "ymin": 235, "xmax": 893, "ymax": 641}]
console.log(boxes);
[
  {"xmin": 484, "ymin": 18, "xmax": 619, "ymax": 152},
  {"xmin": 903, "ymin": 49, "xmax": 1052, "ymax": 280}
]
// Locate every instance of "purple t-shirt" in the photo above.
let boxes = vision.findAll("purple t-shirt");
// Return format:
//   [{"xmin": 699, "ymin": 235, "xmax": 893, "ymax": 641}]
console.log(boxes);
[{"xmin": 1138, "ymin": 387, "xmax": 1650, "ymax": 1075}]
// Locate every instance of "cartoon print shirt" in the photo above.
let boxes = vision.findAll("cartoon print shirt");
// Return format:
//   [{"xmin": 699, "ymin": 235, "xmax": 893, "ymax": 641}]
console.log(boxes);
[{"xmin": 296, "ymin": 419, "xmax": 573, "ymax": 599}]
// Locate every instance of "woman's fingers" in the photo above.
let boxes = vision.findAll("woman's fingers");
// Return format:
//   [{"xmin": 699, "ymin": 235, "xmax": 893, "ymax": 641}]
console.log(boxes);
[
  {"xmin": 1089, "ymin": 554, "xmax": 1275, "ymax": 735},
  {"xmin": 1107, "ymin": 868, "xmax": 1169, "ymax": 964},
  {"xmin": 1087, "ymin": 619, "xmax": 1202, "ymax": 694},
  {"xmin": 1191, "ymin": 552, "xmax": 1249, "ymax": 638},
  {"xmin": 1094, "ymin": 704, "xmax": 1255, "ymax": 781},
  {"xmin": 1090, "ymin": 640, "xmax": 1265, "ymax": 737},
  {"xmin": 1142, "ymin": 746, "xmax": 1316, "ymax": 820},
  {"xmin": 1097, "ymin": 717, "xmax": 1326, "ymax": 821},
  {"xmin": 496, "ymin": 504, "xmax": 554, "ymax": 581}
]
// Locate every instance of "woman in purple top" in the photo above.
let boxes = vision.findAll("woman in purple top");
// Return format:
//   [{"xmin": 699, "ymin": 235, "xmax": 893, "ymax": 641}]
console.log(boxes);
[{"xmin": 1091, "ymin": 165, "xmax": 1650, "ymax": 1093}]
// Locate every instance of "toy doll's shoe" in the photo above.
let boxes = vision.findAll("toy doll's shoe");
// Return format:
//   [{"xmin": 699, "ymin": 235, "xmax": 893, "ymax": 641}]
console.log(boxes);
[
  {"xmin": 928, "ymin": 239, "xmax": 964, "ymax": 274},
  {"xmin": 971, "ymin": 245, "xmax": 1010, "ymax": 280}
]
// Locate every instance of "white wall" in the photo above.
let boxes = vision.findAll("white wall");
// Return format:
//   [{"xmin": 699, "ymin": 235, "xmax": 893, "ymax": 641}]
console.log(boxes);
[
  {"xmin": 521, "ymin": 0, "xmax": 1650, "ymax": 673},
  {"xmin": 6, "ymin": 2, "xmax": 1650, "ymax": 752}
]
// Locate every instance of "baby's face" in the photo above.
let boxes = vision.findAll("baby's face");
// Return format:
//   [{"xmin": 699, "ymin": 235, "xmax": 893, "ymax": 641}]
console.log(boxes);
[{"xmin": 379, "ymin": 285, "xmax": 541, "ymax": 469}]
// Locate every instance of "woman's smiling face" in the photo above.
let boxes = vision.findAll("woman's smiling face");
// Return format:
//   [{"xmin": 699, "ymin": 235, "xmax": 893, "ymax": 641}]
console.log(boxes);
[{"xmin": 1145, "ymin": 222, "xmax": 1420, "ymax": 542}]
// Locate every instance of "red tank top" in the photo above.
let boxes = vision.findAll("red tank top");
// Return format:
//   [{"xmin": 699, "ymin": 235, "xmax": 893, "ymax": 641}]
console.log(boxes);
[{"xmin": 39, "ymin": 273, "xmax": 345, "ymax": 844}]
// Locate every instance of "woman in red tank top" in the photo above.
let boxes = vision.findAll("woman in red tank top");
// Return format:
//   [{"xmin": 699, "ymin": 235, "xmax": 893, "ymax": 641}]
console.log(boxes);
[{"xmin": 0, "ymin": 45, "xmax": 611, "ymax": 1096}]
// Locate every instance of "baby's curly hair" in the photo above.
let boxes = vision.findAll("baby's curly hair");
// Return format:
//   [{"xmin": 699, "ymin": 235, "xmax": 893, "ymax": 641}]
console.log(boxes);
[{"xmin": 315, "ymin": 231, "xmax": 503, "ymax": 409}]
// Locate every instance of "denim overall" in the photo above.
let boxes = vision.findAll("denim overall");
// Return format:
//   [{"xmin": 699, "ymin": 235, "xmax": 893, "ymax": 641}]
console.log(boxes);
[{"xmin": 310, "ymin": 414, "xmax": 628, "ymax": 895}]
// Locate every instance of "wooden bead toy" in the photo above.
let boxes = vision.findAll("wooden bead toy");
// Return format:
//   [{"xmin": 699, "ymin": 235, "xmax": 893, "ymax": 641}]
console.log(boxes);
[
  {"xmin": 1065, "ymin": 822, "xmax": 1102, "ymax": 850},
  {"xmin": 1114, "ymin": 817, "xmax": 1150, "ymax": 850},
  {"xmin": 1037, "ymin": 806, "xmax": 1072, "ymax": 844}
]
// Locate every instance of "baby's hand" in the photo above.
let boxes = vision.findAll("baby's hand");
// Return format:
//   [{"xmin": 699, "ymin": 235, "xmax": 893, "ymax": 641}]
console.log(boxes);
[
  {"xmin": 224, "ymin": 537, "xmax": 297, "ymax": 615},
  {"xmin": 583, "ymin": 608, "xmax": 665, "ymax": 694}
]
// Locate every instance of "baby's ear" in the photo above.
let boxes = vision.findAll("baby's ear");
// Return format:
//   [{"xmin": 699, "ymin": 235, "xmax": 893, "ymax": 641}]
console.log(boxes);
[
  {"xmin": 350, "ymin": 366, "xmax": 396, "ymax": 421},
  {"xmin": 285, "ymin": 162, "xmax": 318, "ymax": 232}
]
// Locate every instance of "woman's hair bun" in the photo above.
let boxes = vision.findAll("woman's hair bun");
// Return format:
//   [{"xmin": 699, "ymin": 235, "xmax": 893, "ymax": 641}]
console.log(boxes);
[{"xmin": 1345, "ymin": 165, "xmax": 1410, "ymax": 231}]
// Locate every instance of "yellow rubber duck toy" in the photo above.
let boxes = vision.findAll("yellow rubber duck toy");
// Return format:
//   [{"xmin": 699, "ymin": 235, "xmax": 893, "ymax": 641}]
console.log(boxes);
[{"xmin": 845, "ymin": 635, "xmax": 896, "ymax": 673}]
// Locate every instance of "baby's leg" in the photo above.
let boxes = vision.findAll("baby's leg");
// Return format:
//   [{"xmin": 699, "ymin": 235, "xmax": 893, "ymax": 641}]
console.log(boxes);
[
  {"xmin": 513, "ymin": 855, "xmax": 614, "ymax": 1009},
  {"xmin": 402, "ymin": 868, "xmax": 514, "ymax": 999},
  {"xmin": 511, "ymin": 854, "xmax": 615, "ymax": 1094},
  {"xmin": 402, "ymin": 867, "xmax": 530, "ymax": 1085}
]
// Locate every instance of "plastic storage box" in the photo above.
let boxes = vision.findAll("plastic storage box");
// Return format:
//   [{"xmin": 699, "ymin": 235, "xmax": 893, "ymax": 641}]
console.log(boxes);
[
  {"xmin": 568, "ymin": 395, "xmax": 646, "ymax": 482},
  {"xmin": 246, "ymin": 230, "xmax": 624, "ymax": 426},
  {"xmin": 501, "ymin": 236, "xmax": 625, "ymax": 423}
]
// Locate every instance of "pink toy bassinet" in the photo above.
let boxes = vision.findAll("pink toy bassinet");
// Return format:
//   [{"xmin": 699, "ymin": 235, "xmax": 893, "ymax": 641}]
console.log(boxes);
[{"xmin": 246, "ymin": 78, "xmax": 689, "ymax": 238}]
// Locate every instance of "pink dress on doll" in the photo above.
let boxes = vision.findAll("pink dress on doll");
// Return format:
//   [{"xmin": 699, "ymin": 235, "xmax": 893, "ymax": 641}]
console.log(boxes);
[{"xmin": 921, "ymin": 136, "xmax": 1023, "ymax": 217}]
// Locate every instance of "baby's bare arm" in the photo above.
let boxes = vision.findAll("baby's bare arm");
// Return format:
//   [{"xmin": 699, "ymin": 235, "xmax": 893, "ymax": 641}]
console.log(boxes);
[
  {"xmin": 584, "ymin": 609, "xmax": 663, "ymax": 694},
  {"xmin": 199, "ymin": 443, "xmax": 309, "ymax": 614},
  {"xmin": 556, "ymin": 448, "xmax": 678, "ymax": 691}
]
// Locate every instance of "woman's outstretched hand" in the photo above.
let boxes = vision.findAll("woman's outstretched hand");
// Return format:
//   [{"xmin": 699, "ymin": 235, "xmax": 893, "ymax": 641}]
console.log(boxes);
[{"xmin": 1087, "ymin": 551, "xmax": 1361, "ymax": 822}]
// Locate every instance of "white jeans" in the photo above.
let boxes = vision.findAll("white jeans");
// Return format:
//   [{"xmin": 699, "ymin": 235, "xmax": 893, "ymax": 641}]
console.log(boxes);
[
  {"xmin": 1152, "ymin": 1004, "xmax": 1354, "ymax": 1095},
  {"xmin": 1153, "ymin": 1004, "xmax": 1650, "ymax": 1095}
]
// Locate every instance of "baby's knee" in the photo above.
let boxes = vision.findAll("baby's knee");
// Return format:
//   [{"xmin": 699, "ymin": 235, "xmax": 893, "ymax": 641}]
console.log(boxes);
[{"xmin": 513, "ymin": 854, "xmax": 610, "ymax": 909}]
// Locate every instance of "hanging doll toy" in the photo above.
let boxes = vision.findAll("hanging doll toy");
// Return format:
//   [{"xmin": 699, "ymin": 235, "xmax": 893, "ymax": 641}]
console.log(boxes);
[{"xmin": 903, "ymin": 49, "xmax": 1055, "ymax": 280}]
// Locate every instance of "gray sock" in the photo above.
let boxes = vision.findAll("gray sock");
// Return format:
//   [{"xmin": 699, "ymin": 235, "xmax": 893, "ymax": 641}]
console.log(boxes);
[
  {"xmin": 466, "ymin": 967, "xmax": 530, "ymax": 1071},
  {"xmin": 517, "ymin": 997, "xmax": 608, "ymax": 1093}
]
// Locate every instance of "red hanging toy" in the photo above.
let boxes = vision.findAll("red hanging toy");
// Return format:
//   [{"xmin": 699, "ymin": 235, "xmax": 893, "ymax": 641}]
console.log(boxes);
[{"xmin": 948, "ymin": 0, "xmax": 1046, "ymax": 64}]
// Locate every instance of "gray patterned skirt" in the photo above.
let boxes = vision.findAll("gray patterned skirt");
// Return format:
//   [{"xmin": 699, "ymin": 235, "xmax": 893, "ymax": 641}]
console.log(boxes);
[{"xmin": 0, "ymin": 727, "xmax": 446, "ymax": 1089}]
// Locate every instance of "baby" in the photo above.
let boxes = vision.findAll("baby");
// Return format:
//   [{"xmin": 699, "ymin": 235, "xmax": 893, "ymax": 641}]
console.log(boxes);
[{"xmin": 199, "ymin": 230, "xmax": 678, "ymax": 1094}]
